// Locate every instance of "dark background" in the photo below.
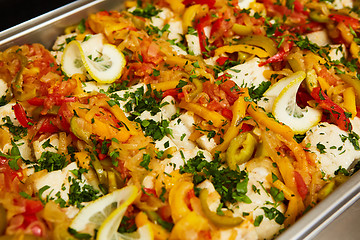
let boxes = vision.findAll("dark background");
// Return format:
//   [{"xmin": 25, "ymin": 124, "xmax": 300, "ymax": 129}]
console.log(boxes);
[{"xmin": 0, "ymin": 0, "xmax": 77, "ymax": 31}]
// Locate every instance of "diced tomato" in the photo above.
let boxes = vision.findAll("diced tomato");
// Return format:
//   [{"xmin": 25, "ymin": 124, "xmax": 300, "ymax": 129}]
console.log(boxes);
[
  {"xmin": 57, "ymin": 103, "xmax": 73, "ymax": 132},
  {"xmin": 210, "ymin": 16, "xmax": 233, "ymax": 43},
  {"xmin": 317, "ymin": 67, "xmax": 338, "ymax": 86},
  {"xmin": 25, "ymin": 199, "xmax": 43, "ymax": 214},
  {"xmin": 219, "ymin": 79, "xmax": 242, "ymax": 105},
  {"xmin": 216, "ymin": 57, "xmax": 231, "ymax": 66},
  {"xmin": 162, "ymin": 88, "xmax": 185, "ymax": 101},
  {"xmin": 162, "ymin": 88, "xmax": 178, "ymax": 98},
  {"xmin": 290, "ymin": 21, "xmax": 323, "ymax": 35},
  {"xmin": 311, "ymin": 87, "xmax": 352, "ymax": 131},
  {"xmin": 329, "ymin": 14, "xmax": 360, "ymax": 30},
  {"xmin": 294, "ymin": 171, "xmax": 308, "ymax": 200},
  {"xmin": 241, "ymin": 123, "xmax": 253, "ymax": 133},
  {"xmin": 142, "ymin": 188, "xmax": 157, "ymax": 197},
  {"xmin": 18, "ymin": 199, "xmax": 44, "ymax": 237},
  {"xmin": 38, "ymin": 116, "xmax": 60, "ymax": 133},
  {"xmin": 12, "ymin": 103, "xmax": 34, "ymax": 128},
  {"xmin": 221, "ymin": 108, "xmax": 233, "ymax": 120},
  {"xmin": 207, "ymin": 100, "xmax": 224, "ymax": 112},
  {"xmin": 262, "ymin": 0, "xmax": 308, "ymax": 25},
  {"xmin": 0, "ymin": 156, "xmax": 23, "ymax": 191}
]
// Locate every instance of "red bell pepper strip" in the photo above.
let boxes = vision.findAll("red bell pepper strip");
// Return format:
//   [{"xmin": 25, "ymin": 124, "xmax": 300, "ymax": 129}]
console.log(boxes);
[
  {"xmin": 182, "ymin": 0, "xmax": 216, "ymax": 8},
  {"xmin": 27, "ymin": 97, "xmax": 45, "ymax": 106},
  {"xmin": 294, "ymin": 171, "xmax": 308, "ymax": 200},
  {"xmin": 13, "ymin": 103, "xmax": 34, "ymax": 128},
  {"xmin": 311, "ymin": 87, "xmax": 352, "ymax": 131},
  {"xmin": 196, "ymin": 15, "xmax": 212, "ymax": 54},
  {"xmin": 329, "ymin": 14, "xmax": 360, "ymax": 30},
  {"xmin": 258, "ymin": 42, "xmax": 294, "ymax": 67}
]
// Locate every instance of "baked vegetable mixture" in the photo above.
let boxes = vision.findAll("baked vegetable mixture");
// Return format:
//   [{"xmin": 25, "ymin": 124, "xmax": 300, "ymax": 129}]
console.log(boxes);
[{"xmin": 1, "ymin": 0, "xmax": 360, "ymax": 239}]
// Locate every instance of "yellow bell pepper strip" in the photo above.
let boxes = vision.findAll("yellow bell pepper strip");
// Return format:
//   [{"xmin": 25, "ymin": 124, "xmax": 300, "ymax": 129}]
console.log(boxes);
[
  {"xmin": 135, "ymin": 212, "xmax": 170, "ymax": 240},
  {"xmin": 214, "ymin": 44, "xmax": 269, "ymax": 58},
  {"xmin": 164, "ymin": 0, "xmax": 185, "ymax": 14},
  {"xmin": 97, "ymin": 98, "xmax": 140, "ymax": 135},
  {"xmin": 226, "ymin": 132, "xmax": 258, "ymax": 170},
  {"xmin": 338, "ymin": 73, "xmax": 360, "ymax": 104},
  {"xmin": 237, "ymin": 35, "xmax": 278, "ymax": 56},
  {"xmin": 247, "ymin": 104, "xmax": 294, "ymax": 140},
  {"xmin": 232, "ymin": 24, "xmax": 252, "ymax": 36},
  {"xmin": 182, "ymin": 4, "xmax": 207, "ymax": 33},
  {"xmin": 213, "ymin": 93, "xmax": 248, "ymax": 153},
  {"xmin": 152, "ymin": 80, "xmax": 181, "ymax": 92},
  {"xmin": 169, "ymin": 181, "xmax": 193, "ymax": 223},
  {"xmin": 170, "ymin": 211, "xmax": 210, "ymax": 240},
  {"xmin": 343, "ymin": 87, "xmax": 357, "ymax": 118},
  {"xmin": 178, "ymin": 101, "xmax": 228, "ymax": 128},
  {"xmin": 164, "ymin": 56, "xmax": 190, "ymax": 68},
  {"xmin": 199, "ymin": 189, "xmax": 243, "ymax": 227}
]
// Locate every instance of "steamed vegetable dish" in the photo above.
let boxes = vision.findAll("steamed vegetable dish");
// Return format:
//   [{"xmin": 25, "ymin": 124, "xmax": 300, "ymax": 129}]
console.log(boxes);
[{"xmin": 1, "ymin": 0, "xmax": 360, "ymax": 239}]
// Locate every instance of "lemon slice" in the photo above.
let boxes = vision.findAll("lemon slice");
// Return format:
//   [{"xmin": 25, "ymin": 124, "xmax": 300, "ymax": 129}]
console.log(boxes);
[
  {"xmin": 272, "ymin": 71, "xmax": 322, "ymax": 134},
  {"xmin": 83, "ymin": 43, "xmax": 125, "ymax": 83},
  {"xmin": 264, "ymin": 72, "xmax": 303, "ymax": 97},
  {"xmin": 62, "ymin": 41, "xmax": 86, "ymax": 76},
  {"xmin": 69, "ymin": 186, "xmax": 138, "ymax": 238},
  {"xmin": 61, "ymin": 34, "xmax": 126, "ymax": 83}
]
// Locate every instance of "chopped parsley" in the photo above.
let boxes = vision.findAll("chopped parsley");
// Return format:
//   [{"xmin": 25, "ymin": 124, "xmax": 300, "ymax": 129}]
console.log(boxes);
[
  {"xmin": 140, "ymin": 153, "xmax": 152, "ymax": 171},
  {"xmin": 136, "ymin": 119, "xmax": 172, "ymax": 141},
  {"xmin": 34, "ymin": 152, "xmax": 68, "ymax": 172},
  {"xmin": 131, "ymin": 3, "xmax": 161, "ymax": 19},
  {"xmin": 68, "ymin": 177, "xmax": 100, "ymax": 209},
  {"xmin": 180, "ymin": 151, "xmax": 251, "ymax": 204},
  {"xmin": 248, "ymin": 81, "xmax": 271, "ymax": 101}
]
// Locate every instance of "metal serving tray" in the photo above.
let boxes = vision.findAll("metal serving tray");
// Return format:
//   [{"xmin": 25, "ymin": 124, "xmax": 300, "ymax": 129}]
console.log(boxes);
[{"xmin": 1, "ymin": 0, "xmax": 359, "ymax": 239}]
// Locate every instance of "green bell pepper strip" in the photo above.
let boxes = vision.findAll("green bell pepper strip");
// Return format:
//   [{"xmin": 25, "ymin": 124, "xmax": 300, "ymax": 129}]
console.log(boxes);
[
  {"xmin": 226, "ymin": 132, "xmax": 257, "ymax": 171},
  {"xmin": 199, "ymin": 189, "xmax": 244, "ymax": 228}
]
